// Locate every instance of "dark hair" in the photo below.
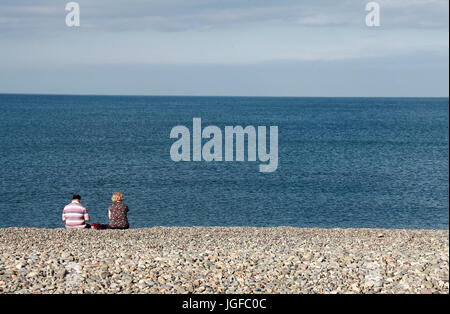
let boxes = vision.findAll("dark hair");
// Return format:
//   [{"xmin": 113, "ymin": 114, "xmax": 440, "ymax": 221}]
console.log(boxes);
[{"xmin": 72, "ymin": 194, "xmax": 81, "ymax": 201}]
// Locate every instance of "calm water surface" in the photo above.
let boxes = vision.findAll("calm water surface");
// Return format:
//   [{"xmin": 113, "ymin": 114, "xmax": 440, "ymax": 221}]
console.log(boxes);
[{"xmin": 0, "ymin": 94, "xmax": 448, "ymax": 229}]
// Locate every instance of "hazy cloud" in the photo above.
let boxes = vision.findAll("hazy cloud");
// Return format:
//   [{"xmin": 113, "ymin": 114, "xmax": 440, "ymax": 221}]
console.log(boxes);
[
  {"xmin": 0, "ymin": 1, "xmax": 448, "ymax": 96},
  {"xmin": 0, "ymin": 0, "xmax": 448, "ymax": 33}
]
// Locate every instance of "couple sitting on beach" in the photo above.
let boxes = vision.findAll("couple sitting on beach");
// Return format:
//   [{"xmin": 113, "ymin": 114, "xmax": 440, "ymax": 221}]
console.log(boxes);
[{"xmin": 62, "ymin": 192, "xmax": 129, "ymax": 230}]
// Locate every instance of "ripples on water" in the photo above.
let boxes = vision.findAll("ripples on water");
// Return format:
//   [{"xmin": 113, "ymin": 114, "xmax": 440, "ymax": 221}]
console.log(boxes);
[{"xmin": 0, "ymin": 94, "xmax": 448, "ymax": 229}]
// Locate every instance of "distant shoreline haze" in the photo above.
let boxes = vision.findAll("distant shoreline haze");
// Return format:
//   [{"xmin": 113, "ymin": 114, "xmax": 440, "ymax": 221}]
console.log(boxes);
[
  {"xmin": 0, "ymin": 53, "xmax": 448, "ymax": 98},
  {"xmin": 0, "ymin": 93, "xmax": 448, "ymax": 99}
]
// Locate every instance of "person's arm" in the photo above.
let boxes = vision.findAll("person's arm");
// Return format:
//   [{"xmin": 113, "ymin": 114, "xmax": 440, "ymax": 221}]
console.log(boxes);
[
  {"xmin": 108, "ymin": 209, "xmax": 111, "ymax": 220},
  {"xmin": 62, "ymin": 209, "xmax": 66, "ymax": 222},
  {"xmin": 84, "ymin": 207, "xmax": 90, "ymax": 222}
]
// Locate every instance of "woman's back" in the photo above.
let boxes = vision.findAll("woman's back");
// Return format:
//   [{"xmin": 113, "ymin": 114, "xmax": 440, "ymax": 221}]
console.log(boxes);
[{"xmin": 109, "ymin": 201, "xmax": 129, "ymax": 229}]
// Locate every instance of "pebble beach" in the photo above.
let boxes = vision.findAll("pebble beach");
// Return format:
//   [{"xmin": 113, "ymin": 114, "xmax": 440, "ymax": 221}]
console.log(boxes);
[{"xmin": 0, "ymin": 227, "xmax": 448, "ymax": 294}]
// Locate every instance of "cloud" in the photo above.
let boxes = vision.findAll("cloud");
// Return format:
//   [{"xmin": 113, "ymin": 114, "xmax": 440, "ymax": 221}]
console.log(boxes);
[
  {"xmin": 296, "ymin": 14, "xmax": 349, "ymax": 26},
  {"xmin": 0, "ymin": 0, "xmax": 448, "ymax": 34},
  {"xmin": 377, "ymin": 0, "xmax": 446, "ymax": 8},
  {"xmin": 0, "ymin": 1, "xmax": 447, "ymax": 67},
  {"xmin": 1, "ymin": 52, "xmax": 448, "ymax": 97},
  {"xmin": 0, "ymin": 1, "xmax": 447, "ymax": 96}
]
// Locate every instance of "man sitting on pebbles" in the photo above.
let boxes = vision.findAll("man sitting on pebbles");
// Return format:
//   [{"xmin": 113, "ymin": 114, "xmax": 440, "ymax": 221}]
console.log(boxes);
[{"xmin": 62, "ymin": 195, "xmax": 91, "ymax": 229}]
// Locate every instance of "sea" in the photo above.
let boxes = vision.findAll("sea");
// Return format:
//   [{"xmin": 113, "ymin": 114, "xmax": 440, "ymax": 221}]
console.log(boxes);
[{"xmin": 0, "ymin": 94, "xmax": 448, "ymax": 229}]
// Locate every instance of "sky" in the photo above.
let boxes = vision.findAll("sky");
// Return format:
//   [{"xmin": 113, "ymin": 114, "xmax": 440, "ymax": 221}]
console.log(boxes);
[{"xmin": 0, "ymin": 0, "xmax": 448, "ymax": 97}]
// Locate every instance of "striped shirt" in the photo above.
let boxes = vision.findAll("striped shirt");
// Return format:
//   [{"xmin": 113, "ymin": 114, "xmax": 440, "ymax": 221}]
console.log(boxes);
[{"xmin": 62, "ymin": 200, "xmax": 90, "ymax": 229}]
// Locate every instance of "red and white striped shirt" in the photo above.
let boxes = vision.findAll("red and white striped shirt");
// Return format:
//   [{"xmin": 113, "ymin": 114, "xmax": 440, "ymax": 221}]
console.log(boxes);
[{"xmin": 62, "ymin": 200, "xmax": 90, "ymax": 229}]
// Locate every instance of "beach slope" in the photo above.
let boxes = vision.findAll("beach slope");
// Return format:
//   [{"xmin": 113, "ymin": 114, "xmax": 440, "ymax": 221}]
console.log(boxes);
[{"xmin": 0, "ymin": 227, "xmax": 448, "ymax": 294}]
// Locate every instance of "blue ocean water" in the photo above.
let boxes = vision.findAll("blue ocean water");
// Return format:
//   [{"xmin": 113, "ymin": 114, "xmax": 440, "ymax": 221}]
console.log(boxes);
[{"xmin": 0, "ymin": 94, "xmax": 448, "ymax": 229}]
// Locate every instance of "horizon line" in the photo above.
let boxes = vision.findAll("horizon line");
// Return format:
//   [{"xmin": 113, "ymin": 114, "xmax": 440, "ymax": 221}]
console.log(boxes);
[{"xmin": 0, "ymin": 92, "xmax": 448, "ymax": 99}]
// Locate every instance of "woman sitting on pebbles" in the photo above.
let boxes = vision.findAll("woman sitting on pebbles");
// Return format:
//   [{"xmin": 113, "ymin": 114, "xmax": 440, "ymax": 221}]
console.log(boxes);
[
  {"xmin": 107, "ymin": 192, "xmax": 130, "ymax": 229},
  {"xmin": 93, "ymin": 192, "xmax": 130, "ymax": 230}
]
